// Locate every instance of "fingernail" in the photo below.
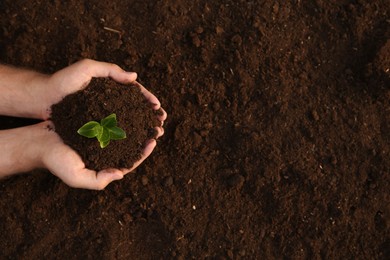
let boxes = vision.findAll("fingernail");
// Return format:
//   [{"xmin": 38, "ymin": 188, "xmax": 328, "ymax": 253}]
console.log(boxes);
[{"xmin": 127, "ymin": 72, "xmax": 137, "ymax": 77}]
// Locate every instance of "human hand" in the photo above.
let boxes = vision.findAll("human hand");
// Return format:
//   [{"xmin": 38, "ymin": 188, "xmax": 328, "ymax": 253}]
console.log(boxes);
[
  {"xmin": 39, "ymin": 122, "xmax": 161, "ymax": 190},
  {"xmin": 42, "ymin": 59, "xmax": 138, "ymax": 119}
]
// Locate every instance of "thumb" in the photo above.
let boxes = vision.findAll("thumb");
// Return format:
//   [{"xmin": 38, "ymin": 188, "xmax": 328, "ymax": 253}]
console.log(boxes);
[
  {"xmin": 77, "ymin": 59, "xmax": 138, "ymax": 84},
  {"xmin": 94, "ymin": 169, "xmax": 124, "ymax": 189},
  {"xmin": 68, "ymin": 168, "xmax": 124, "ymax": 190}
]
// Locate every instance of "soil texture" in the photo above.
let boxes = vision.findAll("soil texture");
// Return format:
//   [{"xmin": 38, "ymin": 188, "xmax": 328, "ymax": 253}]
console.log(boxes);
[
  {"xmin": 0, "ymin": 0, "xmax": 389, "ymax": 259},
  {"xmin": 51, "ymin": 78, "xmax": 159, "ymax": 170}
]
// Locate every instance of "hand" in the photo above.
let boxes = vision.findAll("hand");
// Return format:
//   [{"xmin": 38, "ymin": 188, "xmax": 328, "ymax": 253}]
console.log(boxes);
[
  {"xmin": 40, "ymin": 122, "xmax": 160, "ymax": 190},
  {"xmin": 42, "ymin": 59, "xmax": 137, "ymax": 119}
]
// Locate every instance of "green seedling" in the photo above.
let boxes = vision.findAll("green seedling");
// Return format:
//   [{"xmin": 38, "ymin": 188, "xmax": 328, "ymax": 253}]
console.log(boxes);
[{"xmin": 77, "ymin": 113, "xmax": 126, "ymax": 148}]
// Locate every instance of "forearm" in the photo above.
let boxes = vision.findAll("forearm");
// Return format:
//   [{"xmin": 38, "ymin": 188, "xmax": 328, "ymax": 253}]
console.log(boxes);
[
  {"xmin": 0, "ymin": 64, "xmax": 50, "ymax": 119},
  {"xmin": 0, "ymin": 125, "xmax": 45, "ymax": 178}
]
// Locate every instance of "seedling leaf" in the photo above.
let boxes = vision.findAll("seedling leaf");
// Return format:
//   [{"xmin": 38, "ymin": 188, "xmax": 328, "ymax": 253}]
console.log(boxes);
[
  {"xmin": 77, "ymin": 121, "xmax": 101, "ymax": 138},
  {"xmin": 100, "ymin": 139, "xmax": 110, "ymax": 148},
  {"xmin": 109, "ymin": 126, "xmax": 127, "ymax": 140},
  {"xmin": 101, "ymin": 113, "xmax": 117, "ymax": 128}
]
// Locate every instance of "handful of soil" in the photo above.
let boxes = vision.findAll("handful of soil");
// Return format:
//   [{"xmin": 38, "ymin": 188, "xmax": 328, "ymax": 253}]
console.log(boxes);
[{"xmin": 51, "ymin": 78, "xmax": 160, "ymax": 171}]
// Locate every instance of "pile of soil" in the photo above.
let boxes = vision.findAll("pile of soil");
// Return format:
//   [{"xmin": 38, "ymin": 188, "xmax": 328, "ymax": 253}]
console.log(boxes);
[
  {"xmin": 0, "ymin": 0, "xmax": 389, "ymax": 259},
  {"xmin": 51, "ymin": 78, "xmax": 159, "ymax": 170}
]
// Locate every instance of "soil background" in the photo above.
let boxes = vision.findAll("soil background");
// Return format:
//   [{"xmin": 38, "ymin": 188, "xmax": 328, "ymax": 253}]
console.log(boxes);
[{"xmin": 0, "ymin": 0, "xmax": 389, "ymax": 259}]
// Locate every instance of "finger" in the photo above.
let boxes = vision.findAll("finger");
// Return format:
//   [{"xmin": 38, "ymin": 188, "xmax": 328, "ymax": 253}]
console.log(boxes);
[
  {"xmin": 157, "ymin": 107, "xmax": 167, "ymax": 122},
  {"xmin": 154, "ymin": 126, "xmax": 164, "ymax": 138},
  {"xmin": 133, "ymin": 81, "xmax": 161, "ymax": 109},
  {"xmin": 121, "ymin": 139, "xmax": 157, "ymax": 174},
  {"xmin": 77, "ymin": 59, "xmax": 138, "ymax": 84}
]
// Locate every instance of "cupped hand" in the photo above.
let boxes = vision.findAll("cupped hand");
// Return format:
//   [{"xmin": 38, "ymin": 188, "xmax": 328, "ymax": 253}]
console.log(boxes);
[
  {"xmin": 38, "ymin": 122, "xmax": 158, "ymax": 190},
  {"xmin": 42, "ymin": 59, "xmax": 138, "ymax": 120}
]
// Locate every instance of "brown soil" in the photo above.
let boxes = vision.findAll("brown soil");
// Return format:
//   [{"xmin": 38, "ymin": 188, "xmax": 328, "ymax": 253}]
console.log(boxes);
[
  {"xmin": 0, "ymin": 0, "xmax": 389, "ymax": 259},
  {"xmin": 51, "ymin": 78, "xmax": 159, "ymax": 171}
]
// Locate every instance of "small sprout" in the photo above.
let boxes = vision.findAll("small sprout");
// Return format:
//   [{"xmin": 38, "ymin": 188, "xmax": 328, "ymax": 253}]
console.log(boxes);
[{"xmin": 77, "ymin": 113, "xmax": 126, "ymax": 148}]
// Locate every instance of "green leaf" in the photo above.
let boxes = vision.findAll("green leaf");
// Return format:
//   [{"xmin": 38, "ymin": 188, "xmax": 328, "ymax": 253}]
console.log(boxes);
[
  {"xmin": 97, "ymin": 127, "xmax": 110, "ymax": 143},
  {"xmin": 109, "ymin": 126, "xmax": 127, "ymax": 140},
  {"xmin": 101, "ymin": 113, "xmax": 117, "ymax": 128},
  {"xmin": 77, "ymin": 114, "xmax": 127, "ymax": 149},
  {"xmin": 99, "ymin": 139, "xmax": 110, "ymax": 148},
  {"xmin": 77, "ymin": 121, "xmax": 101, "ymax": 138}
]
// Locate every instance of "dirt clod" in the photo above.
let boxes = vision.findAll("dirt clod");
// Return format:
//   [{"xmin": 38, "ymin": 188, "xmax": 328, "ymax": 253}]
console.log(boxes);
[{"xmin": 141, "ymin": 175, "xmax": 149, "ymax": 186}]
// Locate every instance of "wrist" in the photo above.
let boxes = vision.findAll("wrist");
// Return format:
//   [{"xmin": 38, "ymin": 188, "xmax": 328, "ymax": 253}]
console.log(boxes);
[
  {"xmin": 0, "ymin": 65, "xmax": 50, "ymax": 119},
  {"xmin": 0, "ymin": 123, "xmax": 49, "ymax": 178},
  {"xmin": 22, "ymin": 72, "xmax": 52, "ymax": 119}
]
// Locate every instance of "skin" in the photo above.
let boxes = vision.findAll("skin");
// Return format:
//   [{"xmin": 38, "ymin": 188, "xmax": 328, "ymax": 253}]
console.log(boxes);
[{"xmin": 0, "ymin": 59, "xmax": 167, "ymax": 190}]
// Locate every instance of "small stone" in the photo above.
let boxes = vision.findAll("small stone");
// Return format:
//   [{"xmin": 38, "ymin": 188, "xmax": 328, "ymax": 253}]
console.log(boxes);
[
  {"xmin": 97, "ymin": 195, "xmax": 105, "ymax": 204},
  {"xmin": 195, "ymin": 26, "xmax": 204, "ymax": 34},
  {"xmin": 273, "ymin": 2, "xmax": 279, "ymax": 14},
  {"xmin": 141, "ymin": 175, "xmax": 149, "ymax": 186},
  {"xmin": 311, "ymin": 110, "xmax": 320, "ymax": 121},
  {"xmin": 191, "ymin": 34, "xmax": 201, "ymax": 47},
  {"xmin": 167, "ymin": 64, "xmax": 173, "ymax": 74},
  {"xmin": 193, "ymin": 132, "xmax": 202, "ymax": 147},
  {"xmin": 216, "ymin": 26, "xmax": 224, "ymax": 35}
]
